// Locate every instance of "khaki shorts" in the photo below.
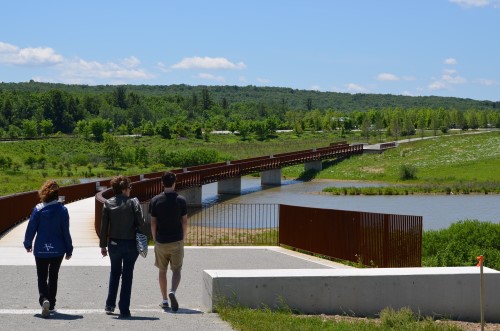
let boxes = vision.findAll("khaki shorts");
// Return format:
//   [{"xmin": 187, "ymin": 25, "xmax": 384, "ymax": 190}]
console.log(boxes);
[{"xmin": 154, "ymin": 240, "xmax": 184, "ymax": 272}]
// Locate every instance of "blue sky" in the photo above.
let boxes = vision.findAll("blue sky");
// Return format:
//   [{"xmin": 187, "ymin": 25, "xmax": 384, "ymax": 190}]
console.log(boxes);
[{"xmin": 1, "ymin": 0, "xmax": 499, "ymax": 101}]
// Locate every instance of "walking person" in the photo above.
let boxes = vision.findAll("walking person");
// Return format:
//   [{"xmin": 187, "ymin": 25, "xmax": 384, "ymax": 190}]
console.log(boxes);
[
  {"xmin": 100, "ymin": 175, "xmax": 144, "ymax": 318},
  {"xmin": 23, "ymin": 180, "xmax": 73, "ymax": 318},
  {"xmin": 149, "ymin": 171, "xmax": 188, "ymax": 312}
]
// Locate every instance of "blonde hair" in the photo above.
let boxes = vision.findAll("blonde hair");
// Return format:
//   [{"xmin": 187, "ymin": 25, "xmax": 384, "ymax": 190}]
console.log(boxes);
[{"xmin": 38, "ymin": 180, "xmax": 59, "ymax": 203}]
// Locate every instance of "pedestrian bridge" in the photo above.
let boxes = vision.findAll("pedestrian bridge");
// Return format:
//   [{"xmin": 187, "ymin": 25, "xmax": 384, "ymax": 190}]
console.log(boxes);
[{"xmin": 1, "ymin": 142, "xmax": 364, "ymax": 238}]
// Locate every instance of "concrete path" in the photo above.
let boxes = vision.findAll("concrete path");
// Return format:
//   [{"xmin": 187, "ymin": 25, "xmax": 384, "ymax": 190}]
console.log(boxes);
[{"xmin": 0, "ymin": 197, "xmax": 350, "ymax": 330}]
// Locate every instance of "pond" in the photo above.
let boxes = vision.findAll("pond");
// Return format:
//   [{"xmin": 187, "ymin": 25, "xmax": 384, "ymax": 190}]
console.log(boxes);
[{"xmin": 197, "ymin": 177, "xmax": 500, "ymax": 230}]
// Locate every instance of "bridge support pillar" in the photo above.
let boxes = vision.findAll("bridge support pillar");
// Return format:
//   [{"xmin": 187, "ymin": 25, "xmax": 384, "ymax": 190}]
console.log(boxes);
[
  {"xmin": 261, "ymin": 169, "xmax": 282, "ymax": 186},
  {"xmin": 218, "ymin": 177, "xmax": 241, "ymax": 195},
  {"xmin": 179, "ymin": 186, "xmax": 202, "ymax": 207},
  {"xmin": 305, "ymin": 160, "xmax": 322, "ymax": 172}
]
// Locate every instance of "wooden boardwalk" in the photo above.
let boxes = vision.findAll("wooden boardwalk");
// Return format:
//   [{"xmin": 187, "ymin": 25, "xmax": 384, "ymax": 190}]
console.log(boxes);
[{"xmin": 0, "ymin": 197, "xmax": 97, "ymax": 247}]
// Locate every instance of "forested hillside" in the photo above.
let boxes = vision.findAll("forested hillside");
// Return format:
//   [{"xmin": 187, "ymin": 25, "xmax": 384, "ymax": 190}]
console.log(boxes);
[{"xmin": 0, "ymin": 81, "xmax": 499, "ymax": 141}]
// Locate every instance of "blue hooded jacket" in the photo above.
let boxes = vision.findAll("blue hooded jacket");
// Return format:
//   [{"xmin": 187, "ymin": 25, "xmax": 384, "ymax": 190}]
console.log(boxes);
[{"xmin": 23, "ymin": 201, "xmax": 73, "ymax": 258}]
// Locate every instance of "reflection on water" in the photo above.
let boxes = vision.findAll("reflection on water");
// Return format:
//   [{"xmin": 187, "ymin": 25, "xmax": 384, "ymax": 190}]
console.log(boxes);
[{"xmin": 198, "ymin": 177, "xmax": 500, "ymax": 230}]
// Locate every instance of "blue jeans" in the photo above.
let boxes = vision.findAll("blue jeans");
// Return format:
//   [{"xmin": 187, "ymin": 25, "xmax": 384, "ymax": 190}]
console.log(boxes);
[{"xmin": 106, "ymin": 239, "xmax": 139, "ymax": 315}]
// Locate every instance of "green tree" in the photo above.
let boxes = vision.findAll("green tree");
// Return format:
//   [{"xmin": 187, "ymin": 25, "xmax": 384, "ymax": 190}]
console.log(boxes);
[
  {"xmin": 103, "ymin": 133, "xmax": 122, "ymax": 168},
  {"xmin": 141, "ymin": 121, "xmax": 155, "ymax": 136},
  {"xmin": 113, "ymin": 86, "xmax": 128, "ymax": 109},
  {"xmin": 155, "ymin": 120, "xmax": 172, "ymax": 139},
  {"xmin": 253, "ymin": 120, "xmax": 269, "ymax": 141},
  {"xmin": 360, "ymin": 114, "xmax": 371, "ymax": 142},
  {"xmin": 22, "ymin": 119, "xmax": 38, "ymax": 138},
  {"xmin": 40, "ymin": 119, "xmax": 54, "ymax": 137},
  {"xmin": 89, "ymin": 118, "xmax": 112, "ymax": 142},
  {"xmin": 25, "ymin": 156, "xmax": 37, "ymax": 169}
]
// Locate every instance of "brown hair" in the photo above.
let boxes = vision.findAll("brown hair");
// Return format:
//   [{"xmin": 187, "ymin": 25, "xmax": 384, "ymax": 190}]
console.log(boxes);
[
  {"xmin": 110, "ymin": 175, "xmax": 131, "ymax": 195},
  {"xmin": 39, "ymin": 180, "xmax": 60, "ymax": 203}
]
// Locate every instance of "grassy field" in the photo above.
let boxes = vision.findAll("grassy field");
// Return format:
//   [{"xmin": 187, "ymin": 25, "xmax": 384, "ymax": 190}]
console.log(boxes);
[
  {"xmin": 282, "ymin": 131, "xmax": 500, "ymax": 189},
  {"xmin": 0, "ymin": 131, "xmax": 350, "ymax": 196},
  {"xmin": 0, "ymin": 130, "xmax": 498, "ymax": 196}
]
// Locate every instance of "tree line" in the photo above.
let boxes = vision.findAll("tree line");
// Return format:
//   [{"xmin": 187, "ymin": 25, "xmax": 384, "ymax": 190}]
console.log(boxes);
[{"xmin": 1, "ymin": 82, "xmax": 499, "ymax": 141}]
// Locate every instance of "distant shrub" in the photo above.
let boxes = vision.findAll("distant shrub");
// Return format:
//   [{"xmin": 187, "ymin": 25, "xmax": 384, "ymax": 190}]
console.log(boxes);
[{"xmin": 399, "ymin": 164, "xmax": 417, "ymax": 180}]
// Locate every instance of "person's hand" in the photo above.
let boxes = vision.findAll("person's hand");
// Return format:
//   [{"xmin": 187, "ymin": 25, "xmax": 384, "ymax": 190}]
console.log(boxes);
[
  {"xmin": 26, "ymin": 247, "xmax": 32, "ymax": 253},
  {"xmin": 101, "ymin": 247, "xmax": 108, "ymax": 257},
  {"xmin": 65, "ymin": 254, "xmax": 72, "ymax": 260}
]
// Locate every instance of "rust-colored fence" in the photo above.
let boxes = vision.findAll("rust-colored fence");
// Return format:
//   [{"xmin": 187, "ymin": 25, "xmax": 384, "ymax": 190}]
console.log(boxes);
[
  {"xmin": 94, "ymin": 143, "xmax": 362, "ymax": 235},
  {"xmin": 0, "ymin": 181, "xmax": 102, "ymax": 235},
  {"xmin": 380, "ymin": 142, "xmax": 397, "ymax": 149},
  {"xmin": 185, "ymin": 203, "xmax": 279, "ymax": 245},
  {"xmin": 279, "ymin": 204, "xmax": 422, "ymax": 267}
]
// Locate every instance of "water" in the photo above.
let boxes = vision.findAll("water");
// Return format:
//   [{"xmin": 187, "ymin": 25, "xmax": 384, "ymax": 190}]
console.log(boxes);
[{"xmin": 197, "ymin": 177, "xmax": 500, "ymax": 230}]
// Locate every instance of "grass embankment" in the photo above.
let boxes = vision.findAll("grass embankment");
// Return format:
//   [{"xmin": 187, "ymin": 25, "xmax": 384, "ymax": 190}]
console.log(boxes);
[
  {"xmin": 216, "ymin": 305, "xmax": 464, "ymax": 331},
  {"xmin": 313, "ymin": 132, "xmax": 500, "ymax": 195}
]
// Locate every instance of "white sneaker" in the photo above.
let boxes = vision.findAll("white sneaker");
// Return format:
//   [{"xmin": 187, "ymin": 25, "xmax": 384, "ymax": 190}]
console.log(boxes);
[{"xmin": 41, "ymin": 300, "xmax": 50, "ymax": 318}]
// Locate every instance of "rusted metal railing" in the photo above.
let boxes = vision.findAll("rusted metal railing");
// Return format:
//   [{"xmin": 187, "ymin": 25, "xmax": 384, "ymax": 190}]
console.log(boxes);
[
  {"xmin": 1, "ymin": 181, "xmax": 103, "ymax": 235},
  {"xmin": 185, "ymin": 203, "xmax": 279, "ymax": 245},
  {"xmin": 94, "ymin": 143, "xmax": 362, "ymax": 235},
  {"xmin": 279, "ymin": 204, "xmax": 422, "ymax": 267}
]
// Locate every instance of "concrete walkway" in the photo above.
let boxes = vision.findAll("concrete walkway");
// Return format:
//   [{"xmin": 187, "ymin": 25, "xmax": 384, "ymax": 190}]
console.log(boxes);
[{"xmin": 0, "ymin": 197, "xmax": 349, "ymax": 330}]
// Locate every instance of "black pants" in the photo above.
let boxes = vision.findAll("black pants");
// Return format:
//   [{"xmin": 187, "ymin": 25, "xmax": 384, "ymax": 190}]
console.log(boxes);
[{"xmin": 35, "ymin": 256, "xmax": 64, "ymax": 309}]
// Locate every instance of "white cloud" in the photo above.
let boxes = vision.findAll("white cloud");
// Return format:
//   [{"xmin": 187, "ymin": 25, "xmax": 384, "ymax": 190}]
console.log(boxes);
[
  {"xmin": 198, "ymin": 72, "xmax": 225, "ymax": 82},
  {"xmin": 0, "ymin": 41, "xmax": 63, "ymax": 66},
  {"xmin": 172, "ymin": 56, "xmax": 246, "ymax": 70},
  {"xmin": 429, "ymin": 80, "xmax": 448, "ymax": 90},
  {"xmin": 429, "ymin": 66, "xmax": 466, "ymax": 91},
  {"xmin": 121, "ymin": 56, "xmax": 140, "ymax": 68},
  {"xmin": 478, "ymin": 78, "xmax": 498, "ymax": 86},
  {"xmin": 401, "ymin": 91, "xmax": 414, "ymax": 96},
  {"xmin": 442, "ymin": 74, "xmax": 466, "ymax": 84},
  {"xmin": 444, "ymin": 58, "xmax": 458, "ymax": 65},
  {"xmin": 256, "ymin": 77, "xmax": 270, "ymax": 84},
  {"xmin": 59, "ymin": 58, "xmax": 154, "ymax": 82},
  {"xmin": 449, "ymin": 0, "xmax": 500, "ymax": 8},
  {"xmin": 156, "ymin": 62, "xmax": 171, "ymax": 73},
  {"xmin": 376, "ymin": 73, "xmax": 399, "ymax": 81},
  {"xmin": 346, "ymin": 83, "xmax": 368, "ymax": 93},
  {"xmin": 310, "ymin": 85, "xmax": 321, "ymax": 91},
  {"xmin": 238, "ymin": 76, "xmax": 247, "ymax": 83}
]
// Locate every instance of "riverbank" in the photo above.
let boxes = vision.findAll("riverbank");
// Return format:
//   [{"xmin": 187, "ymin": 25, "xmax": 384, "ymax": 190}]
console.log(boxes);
[{"xmin": 321, "ymin": 182, "xmax": 500, "ymax": 195}]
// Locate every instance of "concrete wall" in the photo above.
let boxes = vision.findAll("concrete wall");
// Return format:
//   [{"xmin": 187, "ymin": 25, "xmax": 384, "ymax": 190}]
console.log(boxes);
[
  {"xmin": 179, "ymin": 186, "xmax": 202, "ymax": 207},
  {"xmin": 217, "ymin": 177, "xmax": 241, "ymax": 195},
  {"xmin": 203, "ymin": 267, "xmax": 500, "ymax": 322},
  {"xmin": 261, "ymin": 169, "xmax": 281, "ymax": 186},
  {"xmin": 304, "ymin": 160, "xmax": 322, "ymax": 172}
]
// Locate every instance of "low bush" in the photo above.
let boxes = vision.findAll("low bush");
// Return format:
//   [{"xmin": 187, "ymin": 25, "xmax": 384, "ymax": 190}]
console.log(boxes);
[
  {"xmin": 422, "ymin": 220, "xmax": 500, "ymax": 270},
  {"xmin": 399, "ymin": 164, "xmax": 418, "ymax": 180}
]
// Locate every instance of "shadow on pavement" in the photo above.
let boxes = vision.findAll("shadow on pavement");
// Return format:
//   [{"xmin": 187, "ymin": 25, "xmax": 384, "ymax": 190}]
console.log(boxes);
[
  {"xmin": 113, "ymin": 315, "xmax": 160, "ymax": 321},
  {"xmin": 35, "ymin": 312, "xmax": 84, "ymax": 320},
  {"xmin": 160, "ymin": 307, "xmax": 204, "ymax": 315}
]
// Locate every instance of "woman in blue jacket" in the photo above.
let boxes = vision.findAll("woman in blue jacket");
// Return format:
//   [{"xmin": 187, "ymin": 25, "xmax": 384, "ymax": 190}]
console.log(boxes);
[{"xmin": 23, "ymin": 180, "xmax": 73, "ymax": 318}]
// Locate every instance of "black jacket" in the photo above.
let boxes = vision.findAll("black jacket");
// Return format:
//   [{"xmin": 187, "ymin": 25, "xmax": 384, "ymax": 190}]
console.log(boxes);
[{"xmin": 100, "ymin": 194, "xmax": 144, "ymax": 248}]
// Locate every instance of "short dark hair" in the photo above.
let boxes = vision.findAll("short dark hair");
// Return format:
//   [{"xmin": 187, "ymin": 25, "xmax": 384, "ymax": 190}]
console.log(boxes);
[
  {"xmin": 161, "ymin": 171, "xmax": 176, "ymax": 188},
  {"xmin": 110, "ymin": 175, "xmax": 131, "ymax": 195},
  {"xmin": 39, "ymin": 180, "xmax": 59, "ymax": 203}
]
